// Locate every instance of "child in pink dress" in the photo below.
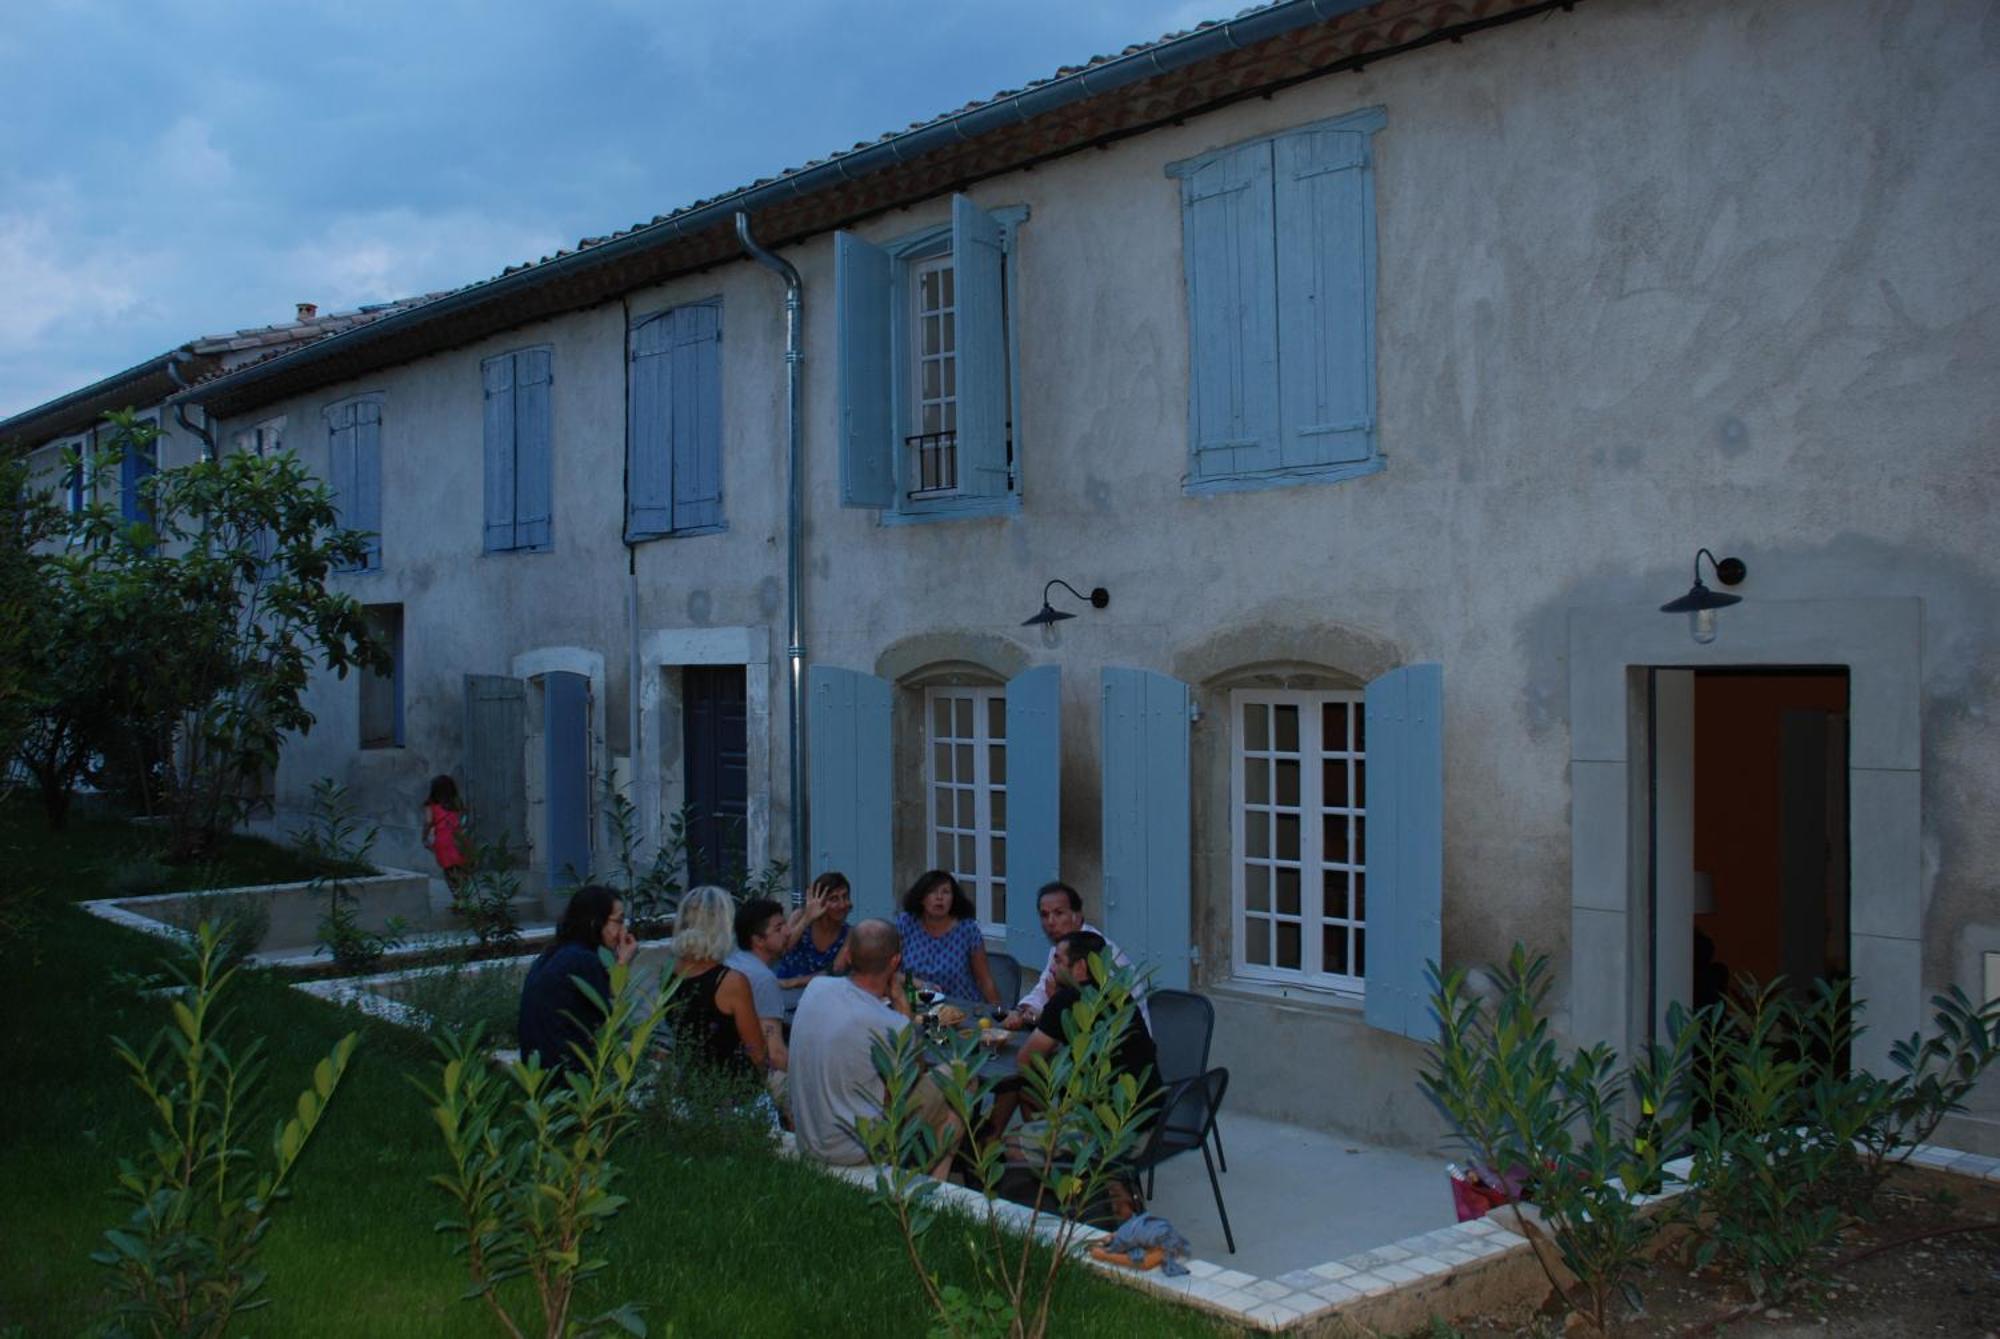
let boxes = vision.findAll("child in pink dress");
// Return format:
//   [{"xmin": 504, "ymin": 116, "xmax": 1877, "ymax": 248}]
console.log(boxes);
[{"xmin": 421, "ymin": 774, "xmax": 470, "ymax": 902}]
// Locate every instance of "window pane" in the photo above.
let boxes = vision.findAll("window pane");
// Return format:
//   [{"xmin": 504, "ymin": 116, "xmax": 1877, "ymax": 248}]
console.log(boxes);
[
  {"xmin": 1245, "ymin": 759, "xmax": 1268, "ymax": 805},
  {"xmin": 1353, "ymin": 872, "xmax": 1365, "ymax": 921},
  {"xmin": 1277, "ymin": 921, "xmax": 1302, "ymax": 970},
  {"xmin": 987, "ymin": 695, "xmax": 1005, "ymax": 739},
  {"xmin": 990, "ymin": 788, "xmax": 1007, "ymax": 831},
  {"xmin": 1323, "ymin": 925, "xmax": 1349, "ymax": 976},
  {"xmin": 1275, "ymin": 759, "xmax": 1300, "ymax": 807},
  {"xmin": 956, "ymin": 698, "xmax": 973, "ymax": 735},
  {"xmin": 958, "ymin": 834, "xmax": 975, "ymax": 873},
  {"xmin": 1355, "ymin": 707, "xmax": 1365, "ymax": 752},
  {"xmin": 1324, "ymin": 815, "xmax": 1349, "ymax": 865},
  {"xmin": 1274, "ymin": 704, "xmax": 1299, "ymax": 753},
  {"xmin": 956, "ymin": 744, "xmax": 973, "ymax": 777},
  {"xmin": 956, "ymin": 789, "xmax": 974, "ymax": 829},
  {"xmin": 1355, "ymin": 928, "xmax": 1366, "ymax": 977},
  {"xmin": 933, "ymin": 697, "xmax": 952, "ymax": 734},
  {"xmin": 933, "ymin": 742, "xmax": 952, "ymax": 781},
  {"xmin": 992, "ymin": 881, "xmax": 1005, "ymax": 924},
  {"xmin": 992, "ymin": 836, "xmax": 1006, "ymax": 878},
  {"xmin": 940, "ymin": 266, "xmax": 954, "ymax": 307},
  {"xmin": 988, "ymin": 745, "xmax": 1006, "ymax": 784},
  {"xmin": 922, "ymin": 403, "xmax": 941, "ymax": 434},
  {"xmin": 1245, "ymin": 863, "xmax": 1269, "ymax": 912},
  {"xmin": 1355, "ymin": 759, "xmax": 1367, "ymax": 807},
  {"xmin": 943, "ymin": 401, "xmax": 956, "ymax": 432},
  {"xmin": 1246, "ymin": 815, "xmax": 1269, "ymax": 859},
  {"xmin": 1324, "ymin": 758, "xmax": 1349, "ymax": 808},
  {"xmin": 942, "ymin": 313, "xmax": 956, "ymax": 356},
  {"xmin": 1354, "ymin": 817, "xmax": 1366, "ymax": 866},
  {"xmin": 1275, "ymin": 813, "xmax": 1300, "ymax": 860},
  {"xmin": 922, "ymin": 360, "xmax": 941, "ymax": 401},
  {"xmin": 1244, "ymin": 702, "xmax": 1267, "ymax": 751},
  {"xmin": 920, "ymin": 269, "xmax": 938, "ymax": 307},
  {"xmin": 1246, "ymin": 916, "xmax": 1270, "ymax": 966},
  {"xmin": 1276, "ymin": 866, "xmax": 1300, "ymax": 917},
  {"xmin": 1323, "ymin": 869, "xmax": 1349, "ymax": 920},
  {"xmin": 923, "ymin": 314, "xmax": 940, "ymax": 356},
  {"xmin": 1323, "ymin": 701, "xmax": 1348, "ymax": 749},
  {"xmin": 934, "ymin": 788, "xmax": 953, "ymax": 826}
]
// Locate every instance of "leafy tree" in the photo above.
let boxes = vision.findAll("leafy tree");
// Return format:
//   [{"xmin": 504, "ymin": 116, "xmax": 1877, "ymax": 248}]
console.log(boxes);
[{"xmin": 0, "ymin": 443, "xmax": 67, "ymax": 800}]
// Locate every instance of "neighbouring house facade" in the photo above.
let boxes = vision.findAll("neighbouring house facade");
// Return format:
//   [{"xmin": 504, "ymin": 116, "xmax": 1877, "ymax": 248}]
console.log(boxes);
[{"xmin": 12, "ymin": 0, "xmax": 1996, "ymax": 1151}]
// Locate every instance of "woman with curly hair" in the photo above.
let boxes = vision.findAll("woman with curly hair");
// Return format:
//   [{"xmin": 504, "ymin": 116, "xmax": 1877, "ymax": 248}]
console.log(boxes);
[{"xmin": 894, "ymin": 869, "xmax": 999, "ymax": 1005}]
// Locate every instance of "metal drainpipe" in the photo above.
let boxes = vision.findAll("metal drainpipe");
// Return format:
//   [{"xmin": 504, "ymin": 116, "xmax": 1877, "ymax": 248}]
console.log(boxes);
[
  {"xmin": 734, "ymin": 211, "xmax": 807, "ymax": 899},
  {"xmin": 164, "ymin": 350, "xmax": 216, "ymax": 460}
]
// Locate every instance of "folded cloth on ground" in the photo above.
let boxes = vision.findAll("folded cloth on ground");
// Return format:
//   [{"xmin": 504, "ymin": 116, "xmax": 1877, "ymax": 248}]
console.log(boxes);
[{"xmin": 1104, "ymin": 1212, "xmax": 1192, "ymax": 1276}]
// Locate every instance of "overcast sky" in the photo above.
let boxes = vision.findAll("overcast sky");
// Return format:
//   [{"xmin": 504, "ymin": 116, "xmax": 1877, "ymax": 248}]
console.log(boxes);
[{"xmin": 0, "ymin": 0, "xmax": 1223, "ymax": 419}]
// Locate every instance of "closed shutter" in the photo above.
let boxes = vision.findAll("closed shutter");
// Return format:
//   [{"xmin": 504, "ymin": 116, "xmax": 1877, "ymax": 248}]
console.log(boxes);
[
  {"xmin": 1275, "ymin": 127, "xmax": 1376, "ymax": 468},
  {"xmin": 326, "ymin": 403, "xmax": 358, "ymax": 569},
  {"xmin": 628, "ymin": 313, "xmax": 674, "ymax": 538},
  {"xmin": 463, "ymin": 674, "xmax": 527, "ymax": 856},
  {"xmin": 512, "ymin": 348, "xmax": 553, "ymax": 550},
  {"xmin": 481, "ymin": 355, "xmax": 516, "ymax": 551},
  {"xmin": 118, "ymin": 429, "xmax": 157, "ymax": 530},
  {"xmin": 1003, "ymin": 665, "xmax": 1060, "ymax": 953},
  {"xmin": 1176, "ymin": 141, "xmax": 1280, "ymax": 482},
  {"xmin": 353, "ymin": 400, "xmax": 382, "ymax": 568},
  {"xmin": 1100, "ymin": 667, "xmax": 1193, "ymax": 991},
  {"xmin": 952, "ymin": 194, "xmax": 1010, "ymax": 498},
  {"xmin": 543, "ymin": 671, "xmax": 591, "ymax": 889},
  {"xmin": 670, "ymin": 304, "xmax": 722, "ymax": 533},
  {"xmin": 1361, "ymin": 662, "xmax": 1443, "ymax": 1041},
  {"xmin": 808, "ymin": 666, "xmax": 892, "ymax": 920},
  {"xmin": 834, "ymin": 230, "xmax": 895, "ymax": 508}
]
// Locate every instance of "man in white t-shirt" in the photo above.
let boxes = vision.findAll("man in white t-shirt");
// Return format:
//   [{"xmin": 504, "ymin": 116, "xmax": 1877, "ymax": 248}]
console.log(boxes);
[
  {"xmin": 788, "ymin": 918, "xmax": 958, "ymax": 1175},
  {"xmin": 1002, "ymin": 881, "xmax": 1145, "ymax": 1031}
]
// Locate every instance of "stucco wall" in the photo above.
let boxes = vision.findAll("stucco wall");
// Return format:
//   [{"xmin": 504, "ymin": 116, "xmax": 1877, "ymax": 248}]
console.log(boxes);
[{"xmin": 213, "ymin": 0, "xmax": 1998, "ymax": 1143}]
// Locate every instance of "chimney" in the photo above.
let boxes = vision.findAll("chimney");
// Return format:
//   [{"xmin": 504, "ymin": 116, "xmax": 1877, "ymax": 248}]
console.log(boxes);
[{"xmin": 295, "ymin": 302, "xmax": 318, "ymax": 322}]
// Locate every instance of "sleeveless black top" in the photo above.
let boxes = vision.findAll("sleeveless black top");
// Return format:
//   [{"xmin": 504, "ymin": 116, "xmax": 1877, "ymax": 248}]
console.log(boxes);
[{"xmin": 666, "ymin": 963, "xmax": 752, "ymax": 1077}]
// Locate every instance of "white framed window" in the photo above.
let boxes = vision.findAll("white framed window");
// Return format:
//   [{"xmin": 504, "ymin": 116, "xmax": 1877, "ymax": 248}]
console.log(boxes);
[
  {"xmin": 908, "ymin": 253, "xmax": 958, "ymax": 496},
  {"xmin": 924, "ymin": 685, "xmax": 1008, "ymax": 934},
  {"xmin": 1230, "ymin": 689, "xmax": 1367, "ymax": 991}
]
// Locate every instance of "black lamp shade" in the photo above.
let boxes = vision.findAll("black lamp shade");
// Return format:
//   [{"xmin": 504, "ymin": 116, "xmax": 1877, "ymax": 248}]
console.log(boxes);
[
  {"xmin": 1022, "ymin": 603, "xmax": 1075, "ymax": 627},
  {"xmin": 1659, "ymin": 581, "xmax": 1742, "ymax": 614}
]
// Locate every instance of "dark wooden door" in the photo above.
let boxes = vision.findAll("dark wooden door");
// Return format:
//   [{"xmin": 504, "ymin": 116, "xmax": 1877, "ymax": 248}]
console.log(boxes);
[{"xmin": 683, "ymin": 666, "xmax": 748, "ymax": 886}]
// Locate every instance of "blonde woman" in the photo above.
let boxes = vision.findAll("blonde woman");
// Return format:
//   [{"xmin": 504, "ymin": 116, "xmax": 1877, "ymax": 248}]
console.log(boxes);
[{"xmin": 665, "ymin": 886, "xmax": 767, "ymax": 1081}]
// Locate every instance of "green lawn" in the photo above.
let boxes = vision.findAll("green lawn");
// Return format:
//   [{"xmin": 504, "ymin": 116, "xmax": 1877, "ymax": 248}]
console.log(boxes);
[{"xmin": 0, "ymin": 804, "xmax": 1233, "ymax": 1337}]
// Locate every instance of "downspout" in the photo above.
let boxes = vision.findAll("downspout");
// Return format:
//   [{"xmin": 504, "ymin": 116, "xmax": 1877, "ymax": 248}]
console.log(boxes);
[
  {"xmin": 734, "ymin": 211, "xmax": 806, "ymax": 899},
  {"xmin": 620, "ymin": 296, "xmax": 644, "ymax": 868},
  {"xmin": 164, "ymin": 350, "xmax": 216, "ymax": 460}
]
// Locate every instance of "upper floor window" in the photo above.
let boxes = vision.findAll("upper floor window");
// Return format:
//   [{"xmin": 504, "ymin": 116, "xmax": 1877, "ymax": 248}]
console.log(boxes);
[
  {"xmin": 481, "ymin": 347, "xmax": 553, "ymax": 552},
  {"xmin": 925, "ymin": 685, "xmax": 1009, "ymax": 935},
  {"xmin": 1230, "ymin": 688, "xmax": 1367, "ymax": 992},
  {"xmin": 835, "ymin": 195, "xmax": 1024, "ymax": 520},
  {"xmin": 324, "ymin": 395, "xmax": 382, "ymax": 571},
  {"xmin": 1167, "ymin": 109, "xmax": 1385, "ymax": 495},
  {"xmin": 627, "ymin": 301, "xmax": 722, "ymax": 539}
]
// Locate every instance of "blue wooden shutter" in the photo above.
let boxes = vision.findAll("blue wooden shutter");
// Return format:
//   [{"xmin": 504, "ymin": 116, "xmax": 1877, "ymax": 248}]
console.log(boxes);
[
  {"xmin": 834, "ymin": 230, "xmax": 895, "ymax": 507},
  {"xmin": 1100, "ymin": 667, "xmax": 1193, "ymax": 991},
  {"xmin": 463, "ymin": 673, "xmax": 527, "ymax": 852},
  {"xmin": 481, "ymin": 354, "xmax": 516, "ymax": 551},
  {"xmin": 118, "ymin": 429, "xmax": 157, "ymax": 526},
  {"xmin": 808, "ymin": 666, "xmax": 893, "ymax": 920},
  {"xmin": 326, "ymin": 403, "xmax": 358, "ymax": 566},
  {"xmin": 1004, "ymin": 666, "xmax": 1060, "ymax": 953},
  {"xmin": 513, "ymin": 348, "xmax": 553, "ymax": 550},
  {"xmin": 1275, "ymin": 125, "xmax": 1377, "ymax": 468},
  {"xmin": 353, "ymin": 400, "xmax": 382, "ymax": 568},
  {"xmin": 1362, "ymin": 662, "xmax": 1444, "ymax": 1040},
  {"xmin": 543, "ymin": 671, "xmax": 591, "ymax": 890},
  {"xmin": 627, "ymin": 314, "xmax": 673, "ymax": 539},
  {"xmin": 670, "ymin": 304, "xmax": 723, "ymax": 532},
  {"xmin": 1176, "ymin": 141, "xmax": 1280, "ymax": 482},
  {"xmin": 952, "ymin": 195, "xmax": 1009, "ymax": 498}
]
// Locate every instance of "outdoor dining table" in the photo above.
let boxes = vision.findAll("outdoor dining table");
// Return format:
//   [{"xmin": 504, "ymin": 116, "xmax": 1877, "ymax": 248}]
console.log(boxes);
[{"xmin": 919, "ymin": 999, "xmax": 1026, "ymax": 1083}]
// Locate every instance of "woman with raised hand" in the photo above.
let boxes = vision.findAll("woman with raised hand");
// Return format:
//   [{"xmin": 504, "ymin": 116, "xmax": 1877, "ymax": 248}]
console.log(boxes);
[{"xmin": 774, "ymin": 871, "xmax": 855, "ymax": 986}]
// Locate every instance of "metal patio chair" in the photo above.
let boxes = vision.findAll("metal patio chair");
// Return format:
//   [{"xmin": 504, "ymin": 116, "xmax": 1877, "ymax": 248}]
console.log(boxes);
[
  {"xmin": 986, "ymin": 950, "xmax": 1022, "ymax": 1008},
  {"xmin": 1129, "ymin": 1067, "xmax": 1235, "ymax": 1253},
  {"xmin": 1146, "ymin": 987, "xmax": 1225, "ymax": 1172}
]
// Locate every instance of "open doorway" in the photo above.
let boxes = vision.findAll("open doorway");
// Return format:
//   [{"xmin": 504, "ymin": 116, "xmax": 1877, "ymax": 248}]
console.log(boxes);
[{"xmin": 1648, "ymin": 668, "xmax": 1851, "ymax": 1040}]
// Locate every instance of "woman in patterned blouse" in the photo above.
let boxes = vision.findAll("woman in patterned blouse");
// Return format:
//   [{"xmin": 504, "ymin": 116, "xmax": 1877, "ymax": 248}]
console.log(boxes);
[{"xmin": 894, "ymin": 869, "xmax": 1000, "ymax": 1005}]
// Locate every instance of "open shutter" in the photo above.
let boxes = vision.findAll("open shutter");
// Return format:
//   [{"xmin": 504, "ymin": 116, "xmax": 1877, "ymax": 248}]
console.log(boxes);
[
  {"xmin": 326, "ymin": 403, "xmax": 358, "ymax": 568},
  {"xmin": 1362, "ymin": 662, "xmax": 1444, "ymax": 1041},
  {"xmin": 544, "ymin": 671, "xmax": 591, "ymax": 889},
  {"xmin": 671, "ymin": 304, "xmax": 723, "ymax": 532},
  {"xmin": 1101, "ymin": 668, "xmax": 1193, "ymax": 991},
  {"xmin": 808, "ymin": 666, "xmax": 892, "ymax": 919},
  {"xmin": 513, "ymin": 349, "xmax": 553, "ymax": 550},
  {"xmin": 1275, "ymin": 126, "xmax": 1376, "ymax": 468},
  {"xmin": 627, "ymin": 314, "xmax": 674, "ymax": 539},
  {"xmin": 463, "ymin": 674, "xmax": 528, "ymax": 857},
  {"xmin": 1004, "ymin": 666, "xmax": 1060, "ymax": 952},
  {"xmin": 834, "ymin": 230, "xmax": 895, "ymax": 507},
  {"xmin": 353, "ymin": 400, "xmax": 382, "ymax": 567},
  {"xmin": 952, "ymin": 195, "xmax": 1009, "ymax": 498},
  {"xmin": 481, "ymin": 355, "xmax": 516, "ymax": 551},
  {"xmin": 1176, "ymin": 140, "xmax": 1280, "ymax": 482}
]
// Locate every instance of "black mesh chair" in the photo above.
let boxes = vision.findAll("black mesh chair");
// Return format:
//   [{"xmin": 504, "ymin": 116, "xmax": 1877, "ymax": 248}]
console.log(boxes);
[
  {"xmin": 1145, "ymin": 988, "xmax": 1224, "ymax": 1172},
  {"xmin": 1130, "ymin": 1067, "xmax": 1234, "ymax": 1253},
  {"xmin": 986, "ymin": 950, "xmax": 1022, "ymax": 1008}
]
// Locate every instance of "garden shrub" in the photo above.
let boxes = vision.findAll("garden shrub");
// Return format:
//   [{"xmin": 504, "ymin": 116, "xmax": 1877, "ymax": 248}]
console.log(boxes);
[
  {"xmin": 454, "ymin": 824, "xmax": 525, "ymax": 948},
  {"xmin": 166, "ymin": 882, "xmax": 273, "ymax": 973},
  {"xmin": 93, "ymin": 921, "xmax": 357, "ymax": 1337},
  {"xmin": 298, "ymin": 778, "xmax": 402, "ymax": 971}
]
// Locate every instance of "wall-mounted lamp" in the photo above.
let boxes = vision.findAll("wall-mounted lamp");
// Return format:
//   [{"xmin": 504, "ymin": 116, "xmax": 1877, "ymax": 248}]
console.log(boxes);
[
  {"xmin": 1022, "ymin": 579, "xmax": 1110, "ymax": 628},
  {"xmin": 1659, "ymin": 547, "xmax": 1747, "ymax": 645}
]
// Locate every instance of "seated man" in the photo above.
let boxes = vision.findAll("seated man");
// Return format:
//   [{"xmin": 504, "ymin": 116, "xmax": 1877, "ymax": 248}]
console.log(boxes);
[
  {"xmin": 724, "ymin": 896, "xmax": 792, "ymax": 1110},
  {"xmin": 989, "ymin": 929, "xmax": 1160, "ymax": 1136},
  {"xmin": 787, "ymin": 917, "xmax": 958, "ymax": 1177},
  {"xmin": 1003, "ymin": 881, "xmax": 1147, "ymax": 1031}
]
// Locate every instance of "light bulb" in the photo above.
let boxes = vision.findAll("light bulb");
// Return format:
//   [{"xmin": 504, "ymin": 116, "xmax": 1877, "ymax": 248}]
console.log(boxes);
[{"xmin": 1690, "ymin": 607, "xmax": 1718, "ymax": 645}]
